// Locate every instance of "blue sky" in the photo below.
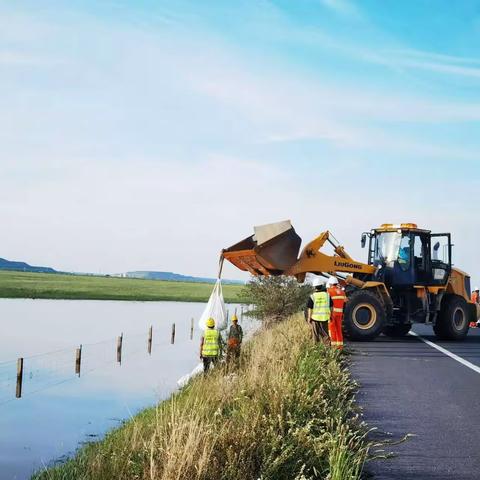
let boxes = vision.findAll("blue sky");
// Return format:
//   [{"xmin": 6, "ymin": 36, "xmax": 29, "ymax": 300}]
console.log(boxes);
[{"xmin": 1, "ymin": 1, "xmax": 479, "ymax": 281}]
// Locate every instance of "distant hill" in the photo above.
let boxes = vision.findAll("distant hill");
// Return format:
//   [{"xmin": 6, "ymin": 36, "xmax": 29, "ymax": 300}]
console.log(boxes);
[
  {"xmin": 0, "ymin": 259, "xmax": 242, "ymax": 284},
  {"xmin": 126, "ymin": 271, "xmax": 243, "ymax": 285},
  {"xmin": 0, "ymin": 258, "xmax": 56, "ymax": 274}
]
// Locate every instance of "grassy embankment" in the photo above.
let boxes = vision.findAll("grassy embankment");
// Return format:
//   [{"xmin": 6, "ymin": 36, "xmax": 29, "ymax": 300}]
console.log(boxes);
[
  {"xmin": 0, "ymin": 271, "xmax": 244, "ymax": 303},
  {"xmin": 34, "ymin": 314, "xmax": 369, "ymax": 480}
]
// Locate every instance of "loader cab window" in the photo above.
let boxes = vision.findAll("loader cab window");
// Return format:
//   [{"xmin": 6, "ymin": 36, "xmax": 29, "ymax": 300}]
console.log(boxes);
[
  {"xmin": 414, "ymin": 235, "xmax": 423, "ymax": 260},
  {"xmin": 413, "ymin": 234, "xmax": 429, "ymax": 282},
  {"xmin": 374, "ymin": 231, "xmax": 402, "ymax": 266},
  {"xmin": 373, "ymin": 231, "xmax": 414, "ymax": 286},
  {"xmin": 430, "ymin": 234, "xmax": 452, "ymax": 285}
]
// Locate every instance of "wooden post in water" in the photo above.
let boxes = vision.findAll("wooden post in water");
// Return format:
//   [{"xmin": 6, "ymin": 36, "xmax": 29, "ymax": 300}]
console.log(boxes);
[
  {"xmin": 171, "ymin": 323, "xmax": 176, "ymax": 344},
  {"xmin": 241, "ymin": 305, "xmax": 244, "ymax": 321},
  {"xmin": 117, "ymin": 333, "xmax": 123, "ymax": 364},
  {"xmin": 148, "ymin": 326, "xmax": 153, "ymax": 354},
  {"xmin": 190, "ymin": 318, "xmax": 194, "ymax": 340},
  {"xmin": 226, "ymin": 309, "xmax": 229, "ymax": 323},
  {"xmin": 75, "ymin": 345, "xmax": 82, "ymax": 376},
  {"xmin": 16, "ymin": 357, "xmax": 23, "ymax": 399}
]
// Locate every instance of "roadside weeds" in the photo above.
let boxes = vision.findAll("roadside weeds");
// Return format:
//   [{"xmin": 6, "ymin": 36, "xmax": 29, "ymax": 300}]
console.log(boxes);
[{"xmin": 34, "ymin": 314, "xmax": 371, "ymax": 480}]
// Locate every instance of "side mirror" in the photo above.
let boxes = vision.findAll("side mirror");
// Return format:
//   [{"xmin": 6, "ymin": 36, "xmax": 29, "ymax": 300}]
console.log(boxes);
[
  {"xmin": 433, "ymin": 241, "xmax": 440, "ymax": 251},
  {"xmin": 361, "ymin": 233, "xmax": 367, "ymax": 248}
]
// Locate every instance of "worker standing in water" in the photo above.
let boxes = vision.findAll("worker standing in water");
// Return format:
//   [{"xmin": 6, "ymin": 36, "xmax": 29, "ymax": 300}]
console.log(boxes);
[
  {"xmin": 226, "ymin": 314, "xmax": 243, "ymax": 365},
  {"xmin": 327, "ymin": 277, "xmax": 347, "ymax": 349},
  {"xmin": 307, "ymin": 279, "xmax": 332, "ymax": 343},
  {"xmin": 470, "ymin": 287, "xmax": 479, "ymax": 328},
  {"xmin": 200, "ymin": 318, "xmax": 222, "ymax": 372}
]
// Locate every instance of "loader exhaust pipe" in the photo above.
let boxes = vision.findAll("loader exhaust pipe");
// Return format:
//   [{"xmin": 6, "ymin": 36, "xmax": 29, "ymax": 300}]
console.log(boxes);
[{"xmin": 345, "ymin": 276, "xmax": 366, "ymax": 288}]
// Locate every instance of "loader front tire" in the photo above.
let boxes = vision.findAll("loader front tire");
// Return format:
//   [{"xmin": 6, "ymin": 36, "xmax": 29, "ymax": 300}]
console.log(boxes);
[
  {"xmin": 343, "ymin": 289, "xmax": 386, "ymax": 341},
  {"xmin": 434, "ymin": 295, "xmax": 469, "ymax": 341}
]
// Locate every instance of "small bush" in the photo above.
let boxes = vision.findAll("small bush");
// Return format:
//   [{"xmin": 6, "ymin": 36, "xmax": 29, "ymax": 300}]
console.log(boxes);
[{"xmin": 240, "ymin": 276, "xmax": 313, "ymax": 327}]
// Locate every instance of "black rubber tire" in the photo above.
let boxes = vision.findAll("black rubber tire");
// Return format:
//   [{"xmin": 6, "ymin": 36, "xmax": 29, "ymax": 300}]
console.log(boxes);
[
  {"xmin": 343, "ymin": 289, "xmax": 387, "ymax": 341},
  {"xmin": 383, "ymin": 324, "xmax": 411, "ymax": 337},
  {"xmin": 434, "ymin": 295, "xmax": 469, "ymax": 341}
]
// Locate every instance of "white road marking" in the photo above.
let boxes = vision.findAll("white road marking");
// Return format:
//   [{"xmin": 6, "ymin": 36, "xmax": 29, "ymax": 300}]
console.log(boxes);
[{"xmin": 409, "ymin": 331, "xmax": 480, "ymax": 375}]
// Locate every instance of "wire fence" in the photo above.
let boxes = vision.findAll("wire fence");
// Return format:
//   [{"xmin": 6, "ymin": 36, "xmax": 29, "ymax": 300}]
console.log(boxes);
[
  {"xmin": 0, "ymin": 306, "xmax": 255, "ymax": 406},
  {"xmin": 0, "ymin": 360, "xmax": 18, "ymax": 405},
  {"xmin": 0, "ymin": 322, "xmax": 189, "ymax": 406}
]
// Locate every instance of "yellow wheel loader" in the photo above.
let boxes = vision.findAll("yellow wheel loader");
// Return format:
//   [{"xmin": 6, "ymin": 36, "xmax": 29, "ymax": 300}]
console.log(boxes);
[{"xmin": 223, "ymin": 220, "xmax": 478, "ymax": 341}]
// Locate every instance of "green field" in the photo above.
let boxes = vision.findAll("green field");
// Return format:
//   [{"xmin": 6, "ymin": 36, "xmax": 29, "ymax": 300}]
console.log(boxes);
[{"xmin": 0, "ymin": 271, "xmax": 245, "ymax": 303}]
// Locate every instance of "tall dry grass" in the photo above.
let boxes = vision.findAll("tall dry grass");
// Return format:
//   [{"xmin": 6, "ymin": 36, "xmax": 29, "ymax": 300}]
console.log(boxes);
[{"xmin": 34, "ymin": 315, "xmax": 369, "ymax": 480}]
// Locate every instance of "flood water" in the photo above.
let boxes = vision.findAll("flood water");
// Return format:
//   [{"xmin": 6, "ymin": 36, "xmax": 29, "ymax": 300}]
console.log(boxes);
[{"xmin": 0, "ymin": 299, "xmax": 255, "ymax": 480}]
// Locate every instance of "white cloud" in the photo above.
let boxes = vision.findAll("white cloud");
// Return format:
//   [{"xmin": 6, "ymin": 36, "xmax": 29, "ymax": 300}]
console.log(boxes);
[
  {"xmin": 267, "ymin": 15, "xmax": 480, "ymax": 82},
  {"xmin": 0, "ymin": 155, "xmax": 306, "ymax": 276},
  {"xmin": 2, "ymin": 152, "xmax": 479, "ymax": 281},
  {"xmin": 0, "ymin": 4, "xmax": 478, "ymax": 160},
  {"xmin": 184, "ymin": 47, "xmax": 480, "ymax": 158},
  {"xmin": 319, "ymin": 0, "xmax": 360, "ymax": 18},
  {"xmin": 399, "ymin": 59, "xmax": 480, "ymax": 79},
  {"xmin": 387, "ymin": 48, "xmax": 480, "ymax": 66},
  {"xmin": 0, "ymin": 5, "xmax": 479, "ymax": 283},
  {"xmin": 364, "ymin": 48, "xmax": 480, "ymax": 79},
  {"xmin": 0, "ymin": 51, "xmax": 46, "ymax": 65}
]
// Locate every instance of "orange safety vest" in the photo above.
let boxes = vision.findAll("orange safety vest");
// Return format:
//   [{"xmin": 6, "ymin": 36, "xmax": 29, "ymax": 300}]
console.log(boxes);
[{"xmin": 328, "ymin": 286, "xmax": 347, "ymax": 316}]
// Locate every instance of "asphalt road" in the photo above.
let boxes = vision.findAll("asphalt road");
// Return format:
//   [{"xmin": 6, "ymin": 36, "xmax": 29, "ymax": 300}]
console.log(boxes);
[{"xmin": 349, "ymin": 325, "xmax": 480, "ymax": 480}]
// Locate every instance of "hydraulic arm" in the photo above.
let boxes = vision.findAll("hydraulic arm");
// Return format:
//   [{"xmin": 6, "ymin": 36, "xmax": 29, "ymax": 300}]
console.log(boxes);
[
  {"xmin": 222, "ymin": 221, "xmax": 375, "ymax": 282},
  {"xmin": 284, "ymin": 231, "xmax": 375, "ymax": 281}
]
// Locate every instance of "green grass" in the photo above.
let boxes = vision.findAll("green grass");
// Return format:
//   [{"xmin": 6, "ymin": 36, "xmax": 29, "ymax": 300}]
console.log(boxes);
[
  {"xmin": 0, "ymin": 271, "xmax": 244, "ymax": 303},
  {"xmin": 33, "ymin": 315, "xmax": 370, "ymax": 480}
]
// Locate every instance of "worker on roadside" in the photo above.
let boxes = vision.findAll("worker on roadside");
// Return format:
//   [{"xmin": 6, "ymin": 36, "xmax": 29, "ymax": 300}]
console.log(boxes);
[
  {"xmin": 471, "ymin": 287, "xmax": 479, "ymax": 304},
  {"xmin": 470, "ymin": 287, "xmax": 479, "ymax": 328},
  {"xmin": 226, "ymin": 314, "xmax": 243, "ymax": 365},
  {"xmin": 398, "ymin": 245, "xmax": 410, "ymax": 270},
  {"xmin": 200, "ymin": 317, "xmax": 223, "ymax": 372},
  {"xmin": 307, "ymin": 279, "xmax": 333, "ymax": 344},
  {"xmin": 326, "ymin": 276, "xmax": 347, "ymax": 349}
]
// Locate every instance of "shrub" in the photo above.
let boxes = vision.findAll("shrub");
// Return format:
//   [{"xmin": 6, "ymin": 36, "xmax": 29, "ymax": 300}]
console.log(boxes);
[{"xmin": 240, "ymin": 276, "xmax": 313, "ymax": 327}]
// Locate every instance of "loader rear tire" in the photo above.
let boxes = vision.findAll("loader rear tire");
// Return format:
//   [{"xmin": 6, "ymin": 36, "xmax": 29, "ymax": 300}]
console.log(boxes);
[
  {"xmin": 434, "ymin": 295, "xmax": 469, "ymax": 341},
  {"xmin": 383, "ymin": 324, "xmax": 411, "ymax": 337},
  {"xmin": 343, "ymin": 289, "xmax": 386, "ymax": 341}
]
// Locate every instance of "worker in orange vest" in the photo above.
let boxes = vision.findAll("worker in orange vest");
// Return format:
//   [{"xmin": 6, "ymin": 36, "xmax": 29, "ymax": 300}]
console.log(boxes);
[
  {"xmin": 470, "ymin": 287, "xmax": 479, "ymax": 328},
  {"xmin": 326, "ymin": 277, "xmax": 347, "ymax": 349}
]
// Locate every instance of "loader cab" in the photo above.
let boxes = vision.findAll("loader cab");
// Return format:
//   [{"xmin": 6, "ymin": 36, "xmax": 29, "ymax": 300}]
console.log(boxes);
[{"xmin": 365, "ymin": 224, "xmax": 452, "ymax": 288}]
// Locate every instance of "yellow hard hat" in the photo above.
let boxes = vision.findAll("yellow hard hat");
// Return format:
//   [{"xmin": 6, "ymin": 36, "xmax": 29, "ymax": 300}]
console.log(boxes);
[
  {"xmin": 206, "ymin": 318, "xmax": 215, "ymax": 328},
  {"xmin": 231, "ymin": 314, "xmax": 238, "ymax": 322}
]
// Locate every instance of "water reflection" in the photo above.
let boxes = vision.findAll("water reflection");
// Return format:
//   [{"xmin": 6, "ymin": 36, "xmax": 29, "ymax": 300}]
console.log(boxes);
[{"xmin": 0, "ymin": 299, "xmax": 257, "ymax": 480}]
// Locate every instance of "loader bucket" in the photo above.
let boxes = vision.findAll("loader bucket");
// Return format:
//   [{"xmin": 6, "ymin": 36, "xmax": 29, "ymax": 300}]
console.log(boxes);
[{"xmin": 223, "ymin": 220, "xmax": 301, "ymax": 276}]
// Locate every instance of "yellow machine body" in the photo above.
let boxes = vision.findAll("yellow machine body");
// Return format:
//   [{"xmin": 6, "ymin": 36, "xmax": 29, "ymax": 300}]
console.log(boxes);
[{"xmin": 223, "ymin": 220, "xmax": 477, "ymax": 341}]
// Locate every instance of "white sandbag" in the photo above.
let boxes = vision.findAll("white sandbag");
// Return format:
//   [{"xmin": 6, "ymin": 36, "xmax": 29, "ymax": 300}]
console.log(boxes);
[
  {"xmin": 198, "ymin": 279, "xmax": 227, "ymax": 331},
  {"xmin": 177, "ymin": 362, "xmax": 204, "ymax": 388}
]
